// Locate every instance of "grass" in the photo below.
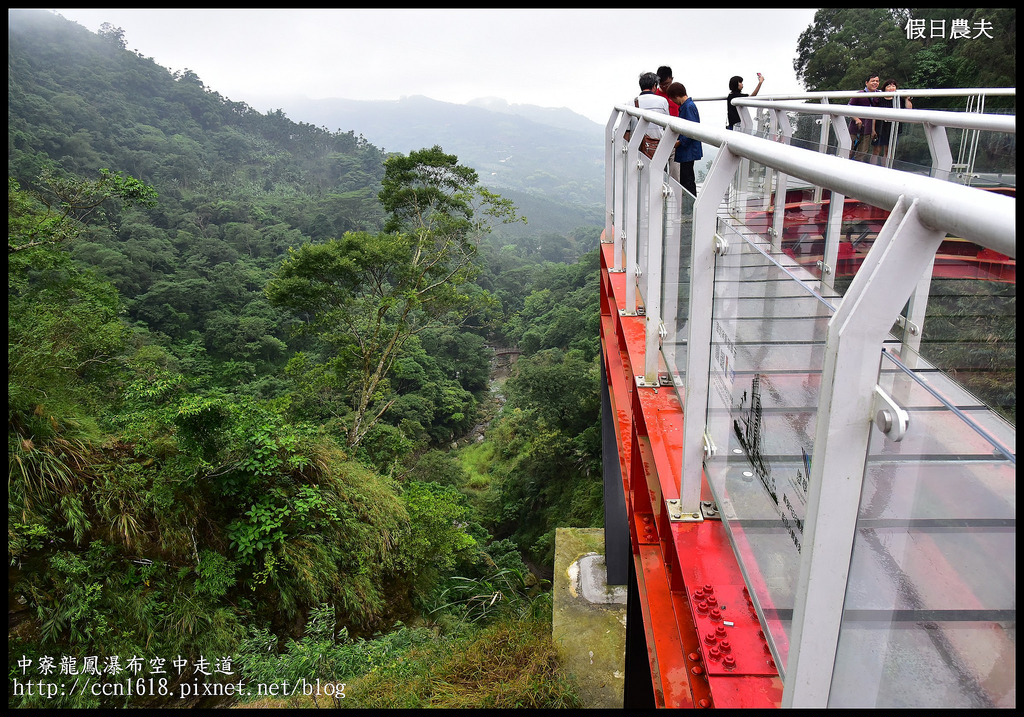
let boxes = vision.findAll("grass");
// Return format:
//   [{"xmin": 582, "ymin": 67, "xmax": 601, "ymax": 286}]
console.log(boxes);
[
  {"xmin": 456, "ymin": 440, "xmax": 497, "ymax": 496},
  {"xmin": 233, "ymin": 612, "xmax": 582, "ymax": 710}
]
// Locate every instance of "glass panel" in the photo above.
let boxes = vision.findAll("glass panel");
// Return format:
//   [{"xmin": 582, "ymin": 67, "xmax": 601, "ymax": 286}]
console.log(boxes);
[
  {"xmin": 660, "ymin": 174, "xmax": 691, "ymax": 389},
  {"xmin": 829, "ymin": 349, "xmax": 1015, "ymax": 708},
  {"xmin": 636, "ymin": 154, "xmax": 651, "ymax": 305},
  {"xmin": 703, "ymin": 220, "xmax": 837, "ymax": 677},
  {"xmin": 617, "ymin": 139, "xmax": 630, "ymax": 269},
  {"xmin": 778, "ymin": 190, "xmax": 828, "ymax": 277},
  {"xmin": 727, "ymin": 157, "xmax": 771, "ymax": 228},
  {"xmin": 880, "ymin": 241, "xmax": 1016, "ymax": 427}
]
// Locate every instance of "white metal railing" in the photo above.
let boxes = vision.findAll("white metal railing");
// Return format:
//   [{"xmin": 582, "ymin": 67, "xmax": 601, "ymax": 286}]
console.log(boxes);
[
  {"xmin": 694, "ymin": 89, "xmax": 1015, "ymax": 185},
  {"xmin": 732, "ymin": 97, "xmax": 1015, "ymax": 177},
  {"xmin": 717, "ymin": 95, "xmax": 1015, "ymax": 298},
  {"xmin": 697, "ymin": 87, "xmax": 1016, "ymax": 104},
  {"xmin": 604, "ymin": 100, "xmax": 1015, "ymax": 708}
]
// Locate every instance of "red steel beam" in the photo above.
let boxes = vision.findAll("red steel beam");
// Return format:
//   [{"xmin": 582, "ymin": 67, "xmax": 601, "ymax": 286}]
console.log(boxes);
[{"xmin": 600, "ymin": 239, "xmax": 783, "ymax": 708}]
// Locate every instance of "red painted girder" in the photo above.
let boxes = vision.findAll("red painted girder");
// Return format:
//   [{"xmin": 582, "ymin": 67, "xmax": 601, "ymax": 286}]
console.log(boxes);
[{"xmin": 600, "ymin": 241, "xmax": 784, "ymax": 708}]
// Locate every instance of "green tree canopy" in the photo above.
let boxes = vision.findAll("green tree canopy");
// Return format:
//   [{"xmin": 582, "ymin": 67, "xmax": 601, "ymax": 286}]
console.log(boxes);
[
  {"xmin": 794, "ymin": 8, "xmax": 1016, "ymax": 101},
  {"xmin": 267, "ymin": 147, "xmax": 520, "ymax": 448}
]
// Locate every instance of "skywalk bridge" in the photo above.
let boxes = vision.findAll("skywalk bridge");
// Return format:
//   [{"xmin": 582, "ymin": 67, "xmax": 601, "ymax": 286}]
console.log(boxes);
[{"xmin": 597, "ymin": 89, "xmax": 1014, "ymax": 708}]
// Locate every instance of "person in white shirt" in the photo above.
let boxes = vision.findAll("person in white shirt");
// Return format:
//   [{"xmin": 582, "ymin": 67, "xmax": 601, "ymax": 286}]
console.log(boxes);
[{"xmin": 634, "ymin": 72, "xmax": 670, "ymax": 159}]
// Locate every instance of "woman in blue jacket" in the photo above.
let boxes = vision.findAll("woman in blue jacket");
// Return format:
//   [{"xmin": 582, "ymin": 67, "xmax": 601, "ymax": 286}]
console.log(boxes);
[{"xmin": 667, "ymin": 82, "xmax": 702, "ymax": 197}]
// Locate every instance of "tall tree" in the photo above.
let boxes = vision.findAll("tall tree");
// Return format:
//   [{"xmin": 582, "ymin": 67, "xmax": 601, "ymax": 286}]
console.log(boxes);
[
  {"xmin": 794, "ymin": 8, "xmax": 1015, "ymax": 97},
  {"xmin": 266, "ymin": 147, "xmax": 520, "ymax": 448}
]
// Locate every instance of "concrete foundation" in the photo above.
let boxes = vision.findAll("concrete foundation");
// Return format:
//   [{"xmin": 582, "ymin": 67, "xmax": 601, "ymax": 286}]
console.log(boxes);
[{"xmin": 552, "ymin": 528, "xmax": 627, "ymax": 708}]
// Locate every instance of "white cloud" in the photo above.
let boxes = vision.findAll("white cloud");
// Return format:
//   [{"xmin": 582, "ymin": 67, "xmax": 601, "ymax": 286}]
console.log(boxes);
[{"xmin": 50, "ymin": 8, "xmax": 820, "ymax": 128}]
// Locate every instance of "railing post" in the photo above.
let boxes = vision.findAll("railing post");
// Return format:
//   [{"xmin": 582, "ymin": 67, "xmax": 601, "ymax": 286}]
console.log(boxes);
[
  {"xmin": 922, "ymin": 122, "xmax": 954, "ymax": 180},
  {"xmin": 605, "ymin": 109, "xmax": 622, "ymax": 247},
  {"xmin": 624, "ymin": 119, "xmax": 648, "ymax": 314},
  {"xmin": 643, "ymin": 132, "xmax": 678, "ymax": 385},
  {"xmin": 813, "ymin": 99, "xmax": 832, "ymax": 203},
  {"xmin": 821, "ymin": 115, "xmax": 852, "ymax": 289},
  {"xmin": 770, "ymin": 109, "xmax": 794, "ymax": 251},
  {"xmin": 737, "ymin": 104, "xmax": 752, "ymax": 133},
  {"xmin": 679, "ymin": 146, "xmax": 742, "ymax": 518},
  {"xmin": 900, "ymin": 255, "xmax": 935, "ymax": 366},
  {"xmin": 783, "ymin": 196, "xmax": 950, "ymax": 707}
]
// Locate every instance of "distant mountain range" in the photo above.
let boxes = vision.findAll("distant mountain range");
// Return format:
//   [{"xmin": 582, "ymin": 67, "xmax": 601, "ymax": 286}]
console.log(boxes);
[{"xmin": 247, "ymin": 93, "xmax": 607, "ymax": 213}]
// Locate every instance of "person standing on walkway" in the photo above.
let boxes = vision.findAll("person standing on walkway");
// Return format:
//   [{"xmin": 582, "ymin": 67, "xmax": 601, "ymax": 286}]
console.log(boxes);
[
  {"xmin": 634, "ymin": 71, "xmax": 670, "ymax": 159},
  {"xmin": 870, "ymin": 79, "xmax": 912, "ymax": 166},
  {"xmin": 656, "ymin": 66, "xmax": 681, "ymax": 119},
  {"xmin": 848, "ymin": 74, "xmax": 881, "ymax": 162},
  {"xmin": 726, "ymin": 73, "xmax": 764, "ymax": 131},
  {"xmin": 667, "ymin": 82, "xmax": 702, "ymax": 197},
  {"xmin": 656, "ymin": 66, "xmax": 681, "ymax": 181}
]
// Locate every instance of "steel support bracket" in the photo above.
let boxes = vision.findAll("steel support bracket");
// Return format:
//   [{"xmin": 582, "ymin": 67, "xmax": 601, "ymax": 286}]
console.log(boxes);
[
  {"xmin": 872, "ymin": 385, "xmax": 910, "ymax": 442},
  {"xmin": 666, "ymin": 498, "xmax": 703, "ymax": 523},
  {"xmin": 700, "ymin": 500, "xmax": 721, "ymax": 520},
  {"xmin": 635, "ymin": 375, "xmax": 659, "ymax": 391}
]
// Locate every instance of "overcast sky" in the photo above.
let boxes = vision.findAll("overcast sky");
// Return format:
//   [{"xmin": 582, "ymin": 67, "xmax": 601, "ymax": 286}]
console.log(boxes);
[{"xmin": 50, "ymin": 8, "xmax": 820, "ymax": 129}]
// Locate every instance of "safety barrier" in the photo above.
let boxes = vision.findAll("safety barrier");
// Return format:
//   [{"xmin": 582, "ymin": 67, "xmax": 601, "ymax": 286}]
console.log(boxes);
[{"xmin": 602, "ymin": 97, "xmax": 1015, "ymax": 707}]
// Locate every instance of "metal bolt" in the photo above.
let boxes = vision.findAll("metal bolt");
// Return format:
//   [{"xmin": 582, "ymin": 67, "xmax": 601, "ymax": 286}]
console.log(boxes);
[
  {"xmin": 715, "ymin": 626, "xmax": 728, "ymax": 638},
  {"xmin": 704, "ymin": 632, "xmax": 717, "ymax": 645},
  {"xmin": 706, "ymin": 595, "xmax": 718, "ymax": 606},
  {"xmin": 723, "ymin": 655, "xmax": 737, "ymax": 670},
  {"xmin": 691, "ymin": 665, "xmax": 704, "ymax": 676},
  {"xmin": 875, "ymin": 409, "xmax": 894, "ymax": 433},
  {"xmin": 719, "ymin": 640, "xmax": 731, "ymax": 653},
  {"xmin": 708, "ymin": 647, "xmax": 721, "ymax": 660},
  {"xmin": 688, "ymin": 652, "xmax": 702, "ymax": 662},
  {"xmin": 709, "ymin": 608, "xmax": 722, "ymax": 622}
]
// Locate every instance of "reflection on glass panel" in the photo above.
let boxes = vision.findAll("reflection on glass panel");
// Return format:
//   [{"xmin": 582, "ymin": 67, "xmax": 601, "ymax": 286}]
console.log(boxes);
[
  {"xmin": 914, "ymin": 274, "xmax": 1015, "ymax": 425},
  {"xmin": 880, "ymin": 249, "xmax": 1016, "ymax": 427},
  {"xmin": 969, "ymin": 128, "xmax": 1016, "ymax": 185},
  {"xmin": 727, "ymin": 157, "xmax": 771, "ymax": 226},
  {"xmin": 703, "ymin": 220, "xmax": 836, "ymax": 677},
  {"xmin": 830, "ymin": 350, "xmax": 1015, "ymax": 708},
  {"xmin": 660, "ymin": 175, "xmax": 692, "ymax": 390}
]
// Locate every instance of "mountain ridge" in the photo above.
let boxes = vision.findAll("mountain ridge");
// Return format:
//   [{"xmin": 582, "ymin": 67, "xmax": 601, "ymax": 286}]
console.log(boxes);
[{"xmin": 242, "ymin": 93, "xmax": 607, "ymax": 209}]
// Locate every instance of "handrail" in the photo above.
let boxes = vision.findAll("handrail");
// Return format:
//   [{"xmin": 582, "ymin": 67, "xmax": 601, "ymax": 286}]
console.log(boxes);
[
  {"xmin": 694, "ymin": 87, "xmax": 1016, "ymax": 103},
  {"xmin": 612, "ymin": 105, "xmax": 1015, "ymax": 256},
  {"xmin": 732, "ymin": 98, "xmax": 1017, "ymax": 133}
]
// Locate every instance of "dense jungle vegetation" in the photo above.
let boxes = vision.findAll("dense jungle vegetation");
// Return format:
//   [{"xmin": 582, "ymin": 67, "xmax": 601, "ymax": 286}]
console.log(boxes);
[{"xmin": 9, "ymin": 10, "xmax": 600, "ymax": 708}]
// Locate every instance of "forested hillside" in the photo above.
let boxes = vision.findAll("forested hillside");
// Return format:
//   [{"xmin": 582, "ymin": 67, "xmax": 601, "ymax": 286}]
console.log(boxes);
[
  {"xmin": 254, "ymin": 94, "xmax": 607, "ymax": 217},
  {"xmin": 9, "ymin": 9, "xmax": 601, "ymax": 708}
]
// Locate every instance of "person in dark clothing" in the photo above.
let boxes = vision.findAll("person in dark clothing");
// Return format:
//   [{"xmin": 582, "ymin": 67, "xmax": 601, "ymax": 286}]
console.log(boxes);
[
  {"xmin": 871, "ymin": 79, "xmax": 912, "ymax": 165},
  {"xmin": 848, "ymin": 74, "xmax": 881, "ymax": 162},
  {"xmin": 667, "ymin": 82, "xmax": 702, "ymax": 197},
  {"xmin": 726, "ymin": 73, "xmax": 764, "ymax": 130}
]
